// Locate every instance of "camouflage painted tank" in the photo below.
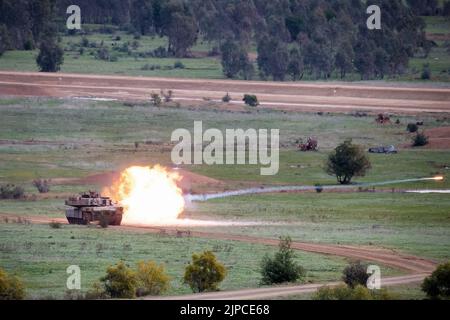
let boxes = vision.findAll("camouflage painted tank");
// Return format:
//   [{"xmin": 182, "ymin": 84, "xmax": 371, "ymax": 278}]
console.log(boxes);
[{"xmin": 65, "ymin": 191, "xmax": 123, "ymax": 226}]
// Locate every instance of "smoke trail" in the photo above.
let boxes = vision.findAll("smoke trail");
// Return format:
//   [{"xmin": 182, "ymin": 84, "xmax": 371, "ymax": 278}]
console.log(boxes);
[{"xmin": 186, "ymin": 177, "xmax": 444, "ymax": 202}]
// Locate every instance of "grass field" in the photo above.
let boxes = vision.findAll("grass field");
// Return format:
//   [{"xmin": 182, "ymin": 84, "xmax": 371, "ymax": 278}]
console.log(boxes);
[
  {"xmin": 0, "ymin": 17, "xmax": 449, "ymax": 82},
  {"xmin": 0, "ymin": 97, "xmax": 448, "ymax": 299},
  {"xmin": 0, "ymin": 221, "xmax": 401, "ymax": 299}
]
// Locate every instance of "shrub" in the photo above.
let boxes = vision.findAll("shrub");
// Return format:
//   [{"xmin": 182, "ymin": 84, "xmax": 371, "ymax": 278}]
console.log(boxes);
[
  {"xmin": 0, "ymin": 268, "xmax": 26, "ymax": 300},
  {"xmin": 315, "ymin": 184, "xmax": 323, "ymax": 193},
  {"xmin": 136, "ymin": 261, "xmax": 170, "ymax": 296},
  {"xmin": 342, "ymin": 261, "xmax": 369, "ymax": 288},
  {"xmin": 96, "ymin": 47, "xmax": 111, "ymax": 61},
  {"xmin": 0, "ymin": 184, "xmax": 25, "ymax": 199},
  {"xmin": 80, "ymin": 37, "xmax": 89, "ymax": 47},
  {"xmin": 100, "ymin": 261, "xmax": 137, "ymax": 299},
  {"xmin": 184, "ymin": 251, "xmax": 227, "ymax": 293},
  {"xmin": 260, "ymin": 236, "xmax": 305, "ymax": 285},
  {"xmin": 326, "ymin": 140, "xmax": 371, "ymax": 184},
  {"xmin": 407, "ymin": 123, "xmax": 418, "ymax": 133},
  {"xmin": 243, "ymin": 94, "xmax": 259, "ymax": 107},
  {"xmin": 173, "ymin": 61, "xmax": 185, "ymax": 69},
  {"xmin": 313, "ymin": 284, "xmax": 394, "ymax": 300},
  {"xmin": 222, "ymin": 92, "xmax": 232, "ymax": 103},
  {"xmin": 412, "ymin": 132, "xmax": 429, "ymax": 147},
  {"xmin": 421, "ymin": 262, "xmax": 450, "ymax": 299},
  {"xmin": 150, "ymin": 92, "xmax": 162, "ymax": 106},
  {"xmin": 161, "ymin": 90, "xmax": 173, "ymax": 103},
  {"xmin": 33, "ymin": 178, "xmax": 51, "ymax": 193},
  {"xmin": 84, "ymin": 282, "xmax": 107, "ymax": 300},
  {"xmin": 49, "ymin": 221, "xmax": 61, "ymax": 229},
  {"xmin": 421, "ymin": 64, "xmax": 431, "ymax": 80}
]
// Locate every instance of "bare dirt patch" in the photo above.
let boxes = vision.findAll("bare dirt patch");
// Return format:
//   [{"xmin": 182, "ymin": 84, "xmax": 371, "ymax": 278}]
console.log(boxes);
[{"xmin": 424, "ymin": 126, "xmax": 450, "ymax": 149}]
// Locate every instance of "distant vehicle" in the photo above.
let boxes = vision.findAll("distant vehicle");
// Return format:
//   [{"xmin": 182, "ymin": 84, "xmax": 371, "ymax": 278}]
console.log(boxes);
[
  {"xmin": 368, "ymin": 145, "xmax": 398, "ymax": 154},
  {"xmin": 65, "ymin": 191, "xmax": 123, "ymax": 225}
]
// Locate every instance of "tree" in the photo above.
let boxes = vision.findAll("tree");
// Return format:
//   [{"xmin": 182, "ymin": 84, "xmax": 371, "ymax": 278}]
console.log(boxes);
[
  {"xmin": 184, "ymin": 251, "xmax": 227, "ymax": 293},
  {"xmin": 220, "ymin": 40, "xmax": 252, "ymax": 79},
  {"xmin": 166, "ymin": 12, "xmax": 198, "ymax": 57},
  {"xmin": 260, "ymin": 236, "xmax": 306, "ymax": 285},
  {"xmin": 0, "ymin": 25, "xmax": 10, "ymax": 57},
  {"xmin": 422, "ymin": 262, "xmax": 450, "ymax": 299},
  {"xmin": 326, "ymin": 140, "xmax": 371, "ymax": 184},
  {"xmin": 342, "ymin": 261, "xmax": 369, "ymax": 288},
  {"xmin": 100, "ymin": 261, "xmax": 138, "ymax": 299},
  {"xmin": 335, "ymin": 41, "xmax": 354, "ymax": 79},
  {"xmin": 136, "ymin": 261, "xmax": 170, "ymax": 296},
  {"xmin": 287, "ymin": 45, "xmax": 304, "ymax": 81},
  {"xmin": 131, "ymin": 0, "xmax": 154, "ymax": 35},
  {"xmin": 257, "ymin": 35, "xmax": 289, "ymax": 81},
  {"xmin": 36, "ymin": 37, "xmax": 64, "ymax": 72},
  {"xmin": 0, "ymin": 267, "xmax": 26, "ymax": 300}
]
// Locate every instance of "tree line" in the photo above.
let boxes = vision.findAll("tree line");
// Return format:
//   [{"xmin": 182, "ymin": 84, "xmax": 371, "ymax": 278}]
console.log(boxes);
[{"xmin": 1, "ymin": 0, "xmax": 448, "ymax": 79}]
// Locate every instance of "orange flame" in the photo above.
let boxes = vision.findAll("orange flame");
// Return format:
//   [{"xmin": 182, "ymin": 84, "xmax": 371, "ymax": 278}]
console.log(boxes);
[
  {"xmin": 433, "ymin": 176, "xmax": 444, "ymax": 181},
  {"xmin": 104, "ymin": 165, "xmax": 185, "ymax": 225}
]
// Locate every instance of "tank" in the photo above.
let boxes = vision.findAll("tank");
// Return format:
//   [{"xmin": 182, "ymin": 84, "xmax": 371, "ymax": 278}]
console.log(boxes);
[{"xmin": 65, "ymin": 191, "xmax": 123, "ymax": 226}]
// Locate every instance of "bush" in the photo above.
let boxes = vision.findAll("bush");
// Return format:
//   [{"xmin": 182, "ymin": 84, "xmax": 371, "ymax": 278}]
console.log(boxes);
[
  {"xmin": 326, "ymin": 140, "xmax": 371, "ymax": 184},
  {"xmin": 100, "ymin": 261, "xmax": 137, "ymax": 299},
  {"xmin": 0, "ymin": 268, "xmax": 26, "ymax": 300},
  {"xmin": 161, "ymin": 90, "xmax": 173, "ymax": 103},
  {"xmin": 412, "ymin": 132, "xmax": 429, "ymax": 147},
  {"xmin": 174, "ymin": 61, "xmax": 185, "ymax": 69},
  {"xmin": 243, "ymin": 94, "xmax": 259, "ymax": 107},
  {"xmin": 49, "ymin": 221, "xmax": 61, "ymax": 229},
  {"xmin": 136, "ymin": 261, "xmax": 170, "ymax": 296},
  {"xmin": 84, "ymin": 282, "xmax": 107, "ymax": 300},
  {"xmin": 184, "ymin": 251, "xmax": 227, "ymax": 293},
  {"xmin": 421, "ymin": 262, "xmax": 450, "ymax": 299},
  {"xmin": 96, "ymin": 47, "xmax": 111, "ymax": 61},
  {"xmin": 0, "ymin": 184, "xmax": 25, "ymax": 199},
  {"xmin": 33, "ymin": 178, "xmax": 51, "ymax": 193},
  {"xmin": 421, "ymin": 64, "xmax": 431, "ymax": 80},
  {"xmin": 342, "ymin": 261, "xmax": 369, "ymax": 288},
  {"xmin": 260, "ymin": 236, "xmax": 305, "ymax": 285},
  {"xmin": 407, "ymin": 123, "xmax": 418, "ymax": 133},
  {"xmin": 313, "ymin": 284, "xmax": 395, "ymax": 300},
  {"xmin": 150, "ymin": 92, "xmax": 162, "ymax": 106},
  {"xmin": 315, "ymin": 184, "xmax": 323, "ymax": 193},
  {"xmin": 222, "ymin": 92, "xmax": 232, "ymax": 103}
]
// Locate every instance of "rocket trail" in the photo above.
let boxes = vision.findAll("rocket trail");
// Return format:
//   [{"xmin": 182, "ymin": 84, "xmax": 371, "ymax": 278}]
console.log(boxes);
[{"xmin": 186, "ymin": 176, "xmax": 445, "ymax": 202}]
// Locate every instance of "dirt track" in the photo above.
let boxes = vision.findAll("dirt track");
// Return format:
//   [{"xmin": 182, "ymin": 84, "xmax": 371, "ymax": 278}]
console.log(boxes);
[
  {"xmin": 0, "ymin": 213, "xmax": 437, "ymax": 299},
  {"xmin": 1, "ymin": 71, "xmax": 449, "ymax": 114}
]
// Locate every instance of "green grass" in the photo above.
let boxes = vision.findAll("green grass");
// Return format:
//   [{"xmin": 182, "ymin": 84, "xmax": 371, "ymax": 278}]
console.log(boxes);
[
  {"xmin": 0, "ymin": 97, "xmax": 448, "ymax": 299},
  {"xmin": 0, "ymin": 222, "xmax": 383, "ymax": 299},
  {"xmin": 187, "ymin": 192, "xmax": 450, "ymax": 260}
]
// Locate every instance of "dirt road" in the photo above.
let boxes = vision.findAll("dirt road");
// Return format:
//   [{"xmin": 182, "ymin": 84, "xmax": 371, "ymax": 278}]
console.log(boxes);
[
  {"xmin": 1, "ymin": 213, "xmax": 436, "ymax": 299},
  {"xmin": 145, "ymin": 273, "xmax": 428, "ymax": 300},
  {"xmin": 1, "ymin": 71, "xmax": 449, "ymax": 114}
]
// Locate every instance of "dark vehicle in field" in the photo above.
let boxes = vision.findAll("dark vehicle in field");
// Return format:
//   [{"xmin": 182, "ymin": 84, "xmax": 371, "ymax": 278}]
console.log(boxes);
[
  {"xmin": 65, "ymin": 191, "xmax": 123, "ymax": 225},
  {"xmin": 368, "ymin": 145, "xmax": 398, "ymax": 154}
]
